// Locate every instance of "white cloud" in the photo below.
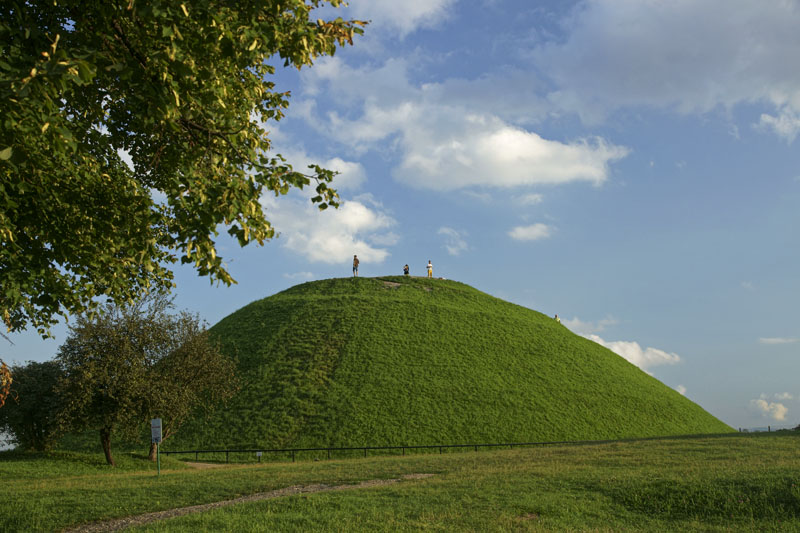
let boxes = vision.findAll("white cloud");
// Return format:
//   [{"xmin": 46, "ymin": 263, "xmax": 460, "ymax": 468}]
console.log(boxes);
[
  {"xmin": 346, "ymin": 0, "xmax": 456, "ymax": 37},
  {"xmin": 508, "ymin": 223, "xmax": 553, "ymax": 242},
  {"xmin": 775, "ymin": 392, "xmax": 794, "ymax": 401},
  {"xmin": 394, "ymin": 115, "xmax": 629, "ymax": 191},
  {"xmin": 676, "ymin": 385, "xmax": 687, "ymax": 396},
  {"xmin": 262, "ymin": 193, "xmax": 396, "ymax": 264},
  {"xmin": 759, "ymin": 109, "xmax": 800, "ymax": 142},
  {"xmin": 741, "ymin": 281, "xmax": 755, "ymax": 291},
  {"xmin": 563, "ymin": 315, "xmax": 618, "ymax": 336},
  {"xmin": 279, "ymin": 147, "xmax": 367, "ymax": 191},
  {"xmin": 438, "ymin": 227, "xmax": 468, "ymax": 256},
  {"xmin": 751, "ymin": 397, "xmax": 788, "ymax": 421},
  {"xmin": 516, "ymin": 193, "xmax": 544, "ymax": 206},
  {"xmin": 531, "ymin": 0, "xmax": 800, "ymax": 133},
  {"xmin": 759, "ymin": 337, "xmax": 799, "ymax": 345},
  {"xmin": 299, "ymin": 58, "xmax": 629, "ymax": 191},
  {"xmin": 587, "ymin": 334, "xmax": 681, "ymax": 372}
]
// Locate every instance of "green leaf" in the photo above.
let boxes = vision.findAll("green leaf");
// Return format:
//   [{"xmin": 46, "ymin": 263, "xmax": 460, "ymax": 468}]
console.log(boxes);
[{"xmin": 0, "ymin": 147, "xmax": 12, "ymax": 160}]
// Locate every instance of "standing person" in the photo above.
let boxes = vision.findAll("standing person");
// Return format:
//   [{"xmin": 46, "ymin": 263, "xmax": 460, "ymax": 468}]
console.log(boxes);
[
  {"xmin": 427, "ymin": 260, "xmax": 433, "ymax": 279},
  {"xmin": 403, "ymin": 264, "xmax": 409, "ymax": 276},
  {"xmin": 353, "ymin": 255, "xmax": 359, "ymax": 277}
]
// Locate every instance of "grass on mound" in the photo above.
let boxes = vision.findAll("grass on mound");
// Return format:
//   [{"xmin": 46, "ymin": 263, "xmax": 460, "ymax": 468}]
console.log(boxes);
[
  {"xmin": 1, "ymin": 433, "xmax": 798, "ymax": 532},
  {"xmin": 170, "ymin": 276, "xmax": 731, "ymax": 450}
]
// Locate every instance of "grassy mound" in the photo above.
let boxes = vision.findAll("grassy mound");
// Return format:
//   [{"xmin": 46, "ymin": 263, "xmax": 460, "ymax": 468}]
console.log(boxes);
[{"xmin": 171, "ymin": 276, "xmax": 732, "ymax": 449}]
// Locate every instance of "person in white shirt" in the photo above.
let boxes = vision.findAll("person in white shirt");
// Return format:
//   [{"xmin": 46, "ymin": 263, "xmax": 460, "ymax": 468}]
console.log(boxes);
[{"xmin": 427, "ymin": 260, "xmax": 433, "ymax": 278}]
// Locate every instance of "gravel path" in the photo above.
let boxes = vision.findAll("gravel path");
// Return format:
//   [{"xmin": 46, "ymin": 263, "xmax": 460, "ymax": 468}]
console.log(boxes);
[{"xmin": 63, "ymin": 473, "xmax": 435, "ymax": 532}]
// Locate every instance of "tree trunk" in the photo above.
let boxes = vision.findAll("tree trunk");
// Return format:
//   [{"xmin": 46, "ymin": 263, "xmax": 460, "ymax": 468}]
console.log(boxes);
[
  {"xmin": 100, "ymin": 427, "xmax": 115, "ymax": 466},
  {"xmin": 149, "ymin": 427, "xmax": 171, "ymax": 461}
]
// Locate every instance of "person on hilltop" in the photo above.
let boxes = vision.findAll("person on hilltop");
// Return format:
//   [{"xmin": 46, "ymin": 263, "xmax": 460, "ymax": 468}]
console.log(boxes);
[
  {"xmin": 427, "ymin": 260, "xmax": 433, "ymax": 279},
  {"xmin": 403, "ymin": 264, "xmax": 409, "ymax": 276},
  {"xmin": 554, "ymin": 314, "xmax": 561, "ymax": 323},
  {"xmin": 353, "ymin": 255, "xmax": 359, "ymax": 277}
]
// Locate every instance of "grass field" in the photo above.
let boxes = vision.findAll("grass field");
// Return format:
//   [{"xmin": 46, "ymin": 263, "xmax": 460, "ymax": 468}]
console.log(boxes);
[
  {"xmin": 2, "ymin": 432, "xmax": 798, "ymax": 532},
  {"xmin": 168, "ymin": 276, "xmax": 732, "ymax": 451}
]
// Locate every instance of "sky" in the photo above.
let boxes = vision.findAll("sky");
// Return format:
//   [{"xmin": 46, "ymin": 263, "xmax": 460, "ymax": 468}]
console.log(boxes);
[{"xmin": 5, "ymin": 0, "xmax": 800, "ymax": 431}]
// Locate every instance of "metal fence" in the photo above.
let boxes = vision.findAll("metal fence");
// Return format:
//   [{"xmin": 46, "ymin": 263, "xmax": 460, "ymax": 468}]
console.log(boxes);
[
  {"xmin": 160, "ymin": 433, "xmax": 746, "ymax": 464},
  {"xmin": 739, "ymin": 424, "xmax": 797, "ymax": 433}
]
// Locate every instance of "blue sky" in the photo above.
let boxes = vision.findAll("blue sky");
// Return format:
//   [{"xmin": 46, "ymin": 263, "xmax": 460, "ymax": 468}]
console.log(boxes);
[{"xmin": 7, "ymin": 0, "xmax": 800, "ymax": 430}]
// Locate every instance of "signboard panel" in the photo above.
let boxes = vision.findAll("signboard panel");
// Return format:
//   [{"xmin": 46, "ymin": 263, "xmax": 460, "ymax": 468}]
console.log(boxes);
[{"xmin": 150, "ymin": 418, "xmax": 162, "ymax": 444}]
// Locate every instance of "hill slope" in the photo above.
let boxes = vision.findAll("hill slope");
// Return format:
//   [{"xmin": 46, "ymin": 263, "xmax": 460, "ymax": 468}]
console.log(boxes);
[{"xmin": 172, "ymin": 277, "xmax": 732, "ymax": 449}]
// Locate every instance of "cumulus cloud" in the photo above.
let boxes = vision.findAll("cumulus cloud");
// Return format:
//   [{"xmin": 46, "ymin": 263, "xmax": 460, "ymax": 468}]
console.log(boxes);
[
  {"xmin": 775, "ymin": 392, "xmax": 794, "ymax": 401},
  {"xmin": 563, "ymin": 315, "xmax": 618, "ymax": 336},
  {"xmin": 516, "ymin": 193, "xmax": 544, "ymax": 206},
  {"xmin": 262, "ymin": 193, "xmax": 396, "ymax": 264},
  {"xmin": 278, "ymin": 147, "xmax": 367, "ymax": 191},
  {"xmin": 531, "ymin": 0, "xmax": 800, "ymax": 132},
  {"xmin": 759, "ymin": 109, "xmax": 800, "ymax": 143},
  {"xmin": 751, "ymin": 396, "xmax": 788, "ymax": 421},
  {"xmin": 675, "ymin": 385, "xmax": 687, "ymax": 396},
  {"xmin": 438, "ymin": 227, "xmax": 469, "ymax": 256},
  {"xmin": 346, "ymin": 0, "xmax": 457, "ymax": 37},
  {"xmin": 396, "ymin": 117, "xmax": 628, "ymax": 191},
  {"xmin": 759, "ymin": 337, "xmax": 799, "ymax": 345},
  {"xmin": 508, "ymin": 223, "xmax": 553, "ymax": 242},
  {"xmin": 299, "ymin": 58, "xmax": 629, "ymax": 191},
  {"xmin": 587, "ymin": 334, "xmax": 681, "ymax": 372}
]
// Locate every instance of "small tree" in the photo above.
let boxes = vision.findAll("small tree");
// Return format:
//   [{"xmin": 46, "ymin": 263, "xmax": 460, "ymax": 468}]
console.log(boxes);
[
  {"xmin": 146, "ymin": 324, "xmax": 238, "ymax": 461},
  {"xmin": 56, "ymin": 292, "xmax": 237, "ymax": 465},
  {"xmin": 0, "ymin": 361, "xmax": 64, "ymax": 451}
]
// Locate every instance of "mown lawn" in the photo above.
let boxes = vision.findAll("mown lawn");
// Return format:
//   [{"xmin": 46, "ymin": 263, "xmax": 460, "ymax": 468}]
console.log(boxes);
[{"xmin": 2, "ymin": 433, "xmax": 798, "ymax": 532}]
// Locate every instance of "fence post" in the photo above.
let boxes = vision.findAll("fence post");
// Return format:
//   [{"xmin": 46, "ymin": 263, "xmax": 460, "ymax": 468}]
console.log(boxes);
[
  {"xmin": 292, "ymin": 450, "xmax": 295, "ymax": 462},
  {"xmin": 439, "ymin": 446, "xmax": 442, "ymax": 454},
  {"xmin": 364, "ymin": 448, "xmax": 367, "ymax": 458},
  {"xmin": 226, "ymin": 451, "xmax": 229, "ymax": 463},
  {"xmin": 327, "ymin": 449, "xmax": 331, "ymax": 460},
  {"xmin": 402, "ymin": 447, "xmax": 405, "ymax": 456},
  {"xmin": 195, "ymin": 451, "xmax": 198, "ymax": 461}
]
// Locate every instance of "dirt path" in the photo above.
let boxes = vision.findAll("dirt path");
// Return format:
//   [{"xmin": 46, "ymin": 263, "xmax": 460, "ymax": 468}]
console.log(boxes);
[{"xmin": 63, "ymin": 473, "xmax": 435, "ymax": 532}]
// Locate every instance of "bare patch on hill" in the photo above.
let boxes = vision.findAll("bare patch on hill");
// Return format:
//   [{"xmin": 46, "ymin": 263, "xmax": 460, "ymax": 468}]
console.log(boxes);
[
  {"xmin": 63, "ymin": 473, "xmax": 435, "ymax": 532},
  {"xmin": 382, "ymin": 281, "xmax": 402, "ymax": 289}
]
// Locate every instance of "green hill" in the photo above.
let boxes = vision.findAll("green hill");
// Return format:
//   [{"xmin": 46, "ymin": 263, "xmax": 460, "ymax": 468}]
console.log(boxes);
[{"xmin": 171, "ymin": 276, "xmax": 732, "ymax": 449}]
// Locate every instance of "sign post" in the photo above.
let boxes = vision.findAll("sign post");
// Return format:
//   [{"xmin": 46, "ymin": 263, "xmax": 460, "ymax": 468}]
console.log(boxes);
[{"xmin": 150, "ymin": 418, "xmax": 162, "ymax": 476}]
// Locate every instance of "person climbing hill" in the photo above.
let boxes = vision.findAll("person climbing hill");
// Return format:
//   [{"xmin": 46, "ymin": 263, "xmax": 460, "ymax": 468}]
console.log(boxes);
[
  {"xmin": 353, "ymin": 255, "xmax": 359, "ymax": 277},
  {"xmin": 427, "ymin": 260, "xmax": 433, "ymax": 279},
  {"xmin": 403, "ymin": 264, "xmax": 409, "ymax": 275}
]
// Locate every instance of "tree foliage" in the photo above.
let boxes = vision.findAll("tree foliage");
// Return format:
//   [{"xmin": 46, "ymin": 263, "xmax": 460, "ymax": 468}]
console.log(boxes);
[
  {"xmin": 56, "ymin": 291, "xmax": 238, "ymax": 465},
  {"xmin": 0, "ymin": 1, "xmax": 364, "ymax": 335},
  {"xmin": 0, "ymin": 360, "xmax": 10, "ymax": 409},
  {"xmin": 0, "ymin": 360, "xmax": 64, "ymax": 451}
]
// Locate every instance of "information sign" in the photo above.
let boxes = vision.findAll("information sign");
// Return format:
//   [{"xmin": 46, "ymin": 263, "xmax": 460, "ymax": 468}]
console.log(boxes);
[{"xmin": 150, "ymin": 418, "xmax": 162, "ymax": 444}]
